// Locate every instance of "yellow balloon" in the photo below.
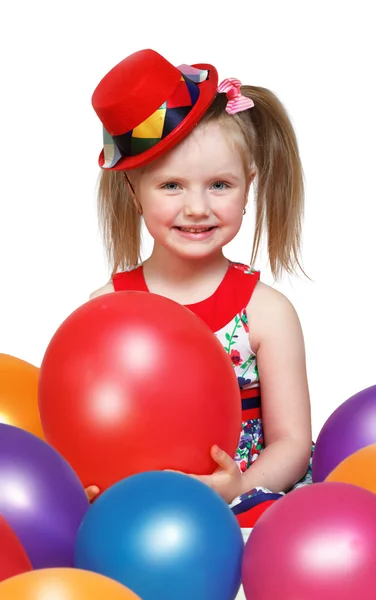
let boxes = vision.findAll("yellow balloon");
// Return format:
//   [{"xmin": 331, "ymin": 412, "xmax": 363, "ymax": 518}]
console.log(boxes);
[
  {"xmin": 325, "ymin": 443, "xmax": 376, "ymax": 494},
  {"xmin": 0, "ymin": 353, "xmax": 45, "ymax": 440},
  {"xmin": 0, "ymin": 568, "xmax": 142, "ymax": 599}
]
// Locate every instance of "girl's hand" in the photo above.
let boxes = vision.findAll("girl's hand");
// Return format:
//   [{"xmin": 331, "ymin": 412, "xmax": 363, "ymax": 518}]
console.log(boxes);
[
  {"xmin": 169, "ymin": 445, "xmax": 244, "ymax": 504},
  {"xmin": 85, "ymin": 485, "xmax": 100, "ymax": 502}
]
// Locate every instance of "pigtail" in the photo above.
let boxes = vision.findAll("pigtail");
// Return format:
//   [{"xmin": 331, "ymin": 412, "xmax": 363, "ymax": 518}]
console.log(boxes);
[
  {"xmin": 204, "ymin": 87, "xmax": 306, "ymax": 279},
  {"xmin": 97, "ymin": 170, "xmax": 142, "ymax": 275},
  {"xmin": 242, "ymin": 86, "xmax": 305, "ymax": 279}
]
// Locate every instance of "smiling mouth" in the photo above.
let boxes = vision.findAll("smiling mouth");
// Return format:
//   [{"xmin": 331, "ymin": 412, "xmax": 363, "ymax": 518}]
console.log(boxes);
[{"xmin": 175, "ymin": 227, "xmax": 216, "ymax": 233}]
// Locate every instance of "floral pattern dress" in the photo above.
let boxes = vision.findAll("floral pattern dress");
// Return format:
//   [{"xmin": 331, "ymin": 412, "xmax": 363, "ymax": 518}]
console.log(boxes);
[{"xmin": 212, "ymin": 263, "xmax": 313, "ymax": 521}]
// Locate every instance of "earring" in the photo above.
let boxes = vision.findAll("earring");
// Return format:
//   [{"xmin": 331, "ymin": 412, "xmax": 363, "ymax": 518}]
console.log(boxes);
[{"xmin": 243, "ymin": 207, "xmax": 246, "ymax": 215}]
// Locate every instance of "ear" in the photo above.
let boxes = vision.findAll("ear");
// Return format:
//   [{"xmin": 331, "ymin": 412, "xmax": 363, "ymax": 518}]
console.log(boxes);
[
  {"xmin": 248, "ymin": 167, "xmax": 257, "ymax": 187},
  {"xmin": 244, "ymin": 167, "xmax": 257, "ymax": 210}
]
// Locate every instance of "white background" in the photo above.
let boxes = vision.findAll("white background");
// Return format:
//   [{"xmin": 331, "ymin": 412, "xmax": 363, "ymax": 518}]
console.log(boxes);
[{"xmin": 1, "ymin": 1, "xmax": 375, "ymax": 440}]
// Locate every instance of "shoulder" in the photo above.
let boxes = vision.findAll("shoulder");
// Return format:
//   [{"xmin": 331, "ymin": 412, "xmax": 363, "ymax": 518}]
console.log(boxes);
[
  {"xmin": 89, "ymin": 280, "xmax": 115, "ymax": 300},
  {"xmin": 247, "ymin": 281, "xmax": 304, "ymax": 350},
  {"xmin": 251, "ymin": 281, "xmax": 298, "ymax": 315}
]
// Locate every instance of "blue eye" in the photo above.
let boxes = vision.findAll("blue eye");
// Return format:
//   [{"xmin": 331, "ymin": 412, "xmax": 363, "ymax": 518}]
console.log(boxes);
[
  {"xmin": 212, "ymin": 182, "xmax": 228, "ymax": 190},
  {"xmin": 163, "ymin": 182, "xmax": 179, "ymax": 190}
]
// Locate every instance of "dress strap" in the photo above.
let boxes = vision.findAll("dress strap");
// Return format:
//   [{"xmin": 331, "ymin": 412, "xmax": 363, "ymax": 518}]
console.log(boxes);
[
  {"xmin": 112, "ymin": 266, "xmax": 147, "ymax": 292},
  {"xmin": 189, "ymin": 263, "xmax": 259, "ymax": 332}
]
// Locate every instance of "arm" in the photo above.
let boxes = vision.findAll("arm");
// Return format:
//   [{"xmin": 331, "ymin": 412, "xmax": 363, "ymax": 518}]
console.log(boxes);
[{"xmin": 241, "ymin": 283, "xmax": 312, "ymax": 494}]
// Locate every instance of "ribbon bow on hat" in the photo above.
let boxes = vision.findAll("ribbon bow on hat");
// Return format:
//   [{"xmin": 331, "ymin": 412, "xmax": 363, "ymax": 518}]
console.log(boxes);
[{"xmin": 217, "ymin": 78, "xmax": 254, "ymax": 115}]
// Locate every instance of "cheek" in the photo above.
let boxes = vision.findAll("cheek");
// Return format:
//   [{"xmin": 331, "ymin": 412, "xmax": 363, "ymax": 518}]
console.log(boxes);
[
  {"xmin": 143, "ymin": 198, "xmax": 178, "ymax": 229},
  {"xmin": 215, "ymin": 197, "xmax": 244, "ymax": 223}
]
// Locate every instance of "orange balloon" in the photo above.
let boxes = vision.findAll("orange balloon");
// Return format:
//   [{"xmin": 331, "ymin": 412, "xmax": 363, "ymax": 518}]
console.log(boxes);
[
  {"xmin": 0, "ymin": 568, "xmax": 142, "ymax": 599},
  {"xmin": 0, "ymin": 354, "xmax": 45, "ymax": 440},
  {"xmin": 326, "ymin": 443, "xmax": 376, "ymax": 494}
]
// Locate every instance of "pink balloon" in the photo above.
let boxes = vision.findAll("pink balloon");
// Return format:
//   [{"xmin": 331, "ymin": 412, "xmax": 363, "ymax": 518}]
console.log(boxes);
[{"xmin": 242, "ymin": 482, "xmax": 376, "ymax": 600}]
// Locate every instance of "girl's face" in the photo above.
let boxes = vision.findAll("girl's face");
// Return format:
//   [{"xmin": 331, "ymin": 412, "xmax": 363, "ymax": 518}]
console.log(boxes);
[{"xmin": 132, "ymin": 121, "xmax": 253, "ymax": 261}]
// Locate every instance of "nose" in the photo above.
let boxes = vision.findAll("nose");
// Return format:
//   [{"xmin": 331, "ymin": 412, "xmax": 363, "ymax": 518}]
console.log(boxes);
[{"xmin": 183, "ymin": 190, "xmax": 210, "ymax": 217}]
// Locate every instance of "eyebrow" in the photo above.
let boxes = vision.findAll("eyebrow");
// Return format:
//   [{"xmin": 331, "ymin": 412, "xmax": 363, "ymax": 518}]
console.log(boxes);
[{"xmin": 213, "ymin": 172, "xmax": 242, "ymax": 181}]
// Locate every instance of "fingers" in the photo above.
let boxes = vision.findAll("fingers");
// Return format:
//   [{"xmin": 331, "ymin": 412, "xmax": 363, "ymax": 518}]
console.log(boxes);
[
  {"xmin": 211, "ymin": 445, "xmax": 237, "ymax": 474},
  {"xmin": 85, "ymin": 485, "xmax": 100, "ymax": 502},
  {"xmin": 164, "ymin": 469, "xmax": 184, "ymax": 474},
  {"xmin": 165, "ymin": 469, "xmax": 205, "ymax": 481}
]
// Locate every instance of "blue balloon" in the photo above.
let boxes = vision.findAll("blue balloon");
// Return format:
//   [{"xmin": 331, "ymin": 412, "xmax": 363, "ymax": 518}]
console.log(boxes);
[{"xmin": 75, "ymin": 471, "xmax": 243, "ymax": 600}]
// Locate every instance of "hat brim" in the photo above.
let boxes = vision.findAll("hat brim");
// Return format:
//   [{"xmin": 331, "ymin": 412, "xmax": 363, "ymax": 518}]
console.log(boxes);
[{"xmin": 98, "ymin": 63, "xmax": 218, "ymax": 171}]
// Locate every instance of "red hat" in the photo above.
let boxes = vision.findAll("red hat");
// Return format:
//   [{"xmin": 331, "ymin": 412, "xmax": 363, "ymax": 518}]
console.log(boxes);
[{"xmin": 91, "ymin": 49, "xmax": 218, "ymax": 170}]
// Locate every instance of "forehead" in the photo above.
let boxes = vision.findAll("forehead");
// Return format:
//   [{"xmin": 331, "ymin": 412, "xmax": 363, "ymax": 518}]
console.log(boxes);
[{"xmin": 142, "ymin": 121, "xmax": 243, "ymax": 177}]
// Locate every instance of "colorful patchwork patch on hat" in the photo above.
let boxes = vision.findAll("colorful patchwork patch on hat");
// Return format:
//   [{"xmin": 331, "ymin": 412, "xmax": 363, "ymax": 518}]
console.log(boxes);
[{"xmin": 103, "ymin": 66, "xmax": 209, "ymax": 168}]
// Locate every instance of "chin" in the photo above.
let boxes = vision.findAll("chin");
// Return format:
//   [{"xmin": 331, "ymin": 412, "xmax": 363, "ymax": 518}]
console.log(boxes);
[{"xmin": 163, "ymin": 245, "xmax": 219, "ymax": 262}]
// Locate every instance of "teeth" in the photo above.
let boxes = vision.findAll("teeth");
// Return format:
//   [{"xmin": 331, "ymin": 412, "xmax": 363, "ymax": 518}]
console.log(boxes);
[{"xmin": 179, "ymin": 227, "xmax": 211, "ymax": 233}]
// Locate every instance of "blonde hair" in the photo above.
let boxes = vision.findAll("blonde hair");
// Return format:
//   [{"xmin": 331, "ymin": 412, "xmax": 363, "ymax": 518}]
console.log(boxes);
[{"xmin": 97, "ymin": 85, "xmax": 305, "ymax": 279}]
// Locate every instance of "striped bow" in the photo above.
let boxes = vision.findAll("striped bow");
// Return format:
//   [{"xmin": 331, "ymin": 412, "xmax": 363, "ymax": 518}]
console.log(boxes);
[{"xmin": 217, "ymin": 78, "xmax": 254, "ymax": 115}]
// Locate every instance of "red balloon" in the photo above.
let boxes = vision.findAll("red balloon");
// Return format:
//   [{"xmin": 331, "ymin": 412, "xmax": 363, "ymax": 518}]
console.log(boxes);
[
  {"xmin": 0, "ymin": 514, "xmax": 32, "ymax": 582},
  {"xmin": 242, "ymin": 482, "xmax": 376, "ymax": 600},
  {"xmin": 38, "ymin": 291, "xmax": 241, "ymax": 491}
]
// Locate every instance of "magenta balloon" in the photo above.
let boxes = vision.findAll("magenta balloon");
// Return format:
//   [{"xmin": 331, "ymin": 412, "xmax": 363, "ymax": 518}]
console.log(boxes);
[
  {"xmin": 0, "ymin": 423, "xmax": 89, "ymax": 569},
  {"xmin": 242, "ymin": 482, "xmax": 376, "ymax": 600},
  {"xmin": 312, "ymin": 384, "xmax": 376, "ymax": 482}
]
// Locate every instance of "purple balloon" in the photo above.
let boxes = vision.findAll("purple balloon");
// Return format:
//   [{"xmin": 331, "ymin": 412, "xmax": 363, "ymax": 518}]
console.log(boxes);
[
  {"xmin": 0, "ymin": 423, "xmax": 89, "ymax": 569},
  {"xmin": 312, "ymin": 384, "xmax": 376, "ymax": 482}
]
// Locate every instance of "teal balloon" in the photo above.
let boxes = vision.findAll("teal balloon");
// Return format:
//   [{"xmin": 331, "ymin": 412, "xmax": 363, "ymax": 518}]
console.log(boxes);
[{"xmin": 75, "ymin": 471, "xmax": 243, "ymax": 600}]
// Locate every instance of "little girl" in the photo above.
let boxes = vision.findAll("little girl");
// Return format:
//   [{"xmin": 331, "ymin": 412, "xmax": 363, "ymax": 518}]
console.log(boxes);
[{"xmin": 85, "ymin": 49, "xmax": 313, "ymax": 526}]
